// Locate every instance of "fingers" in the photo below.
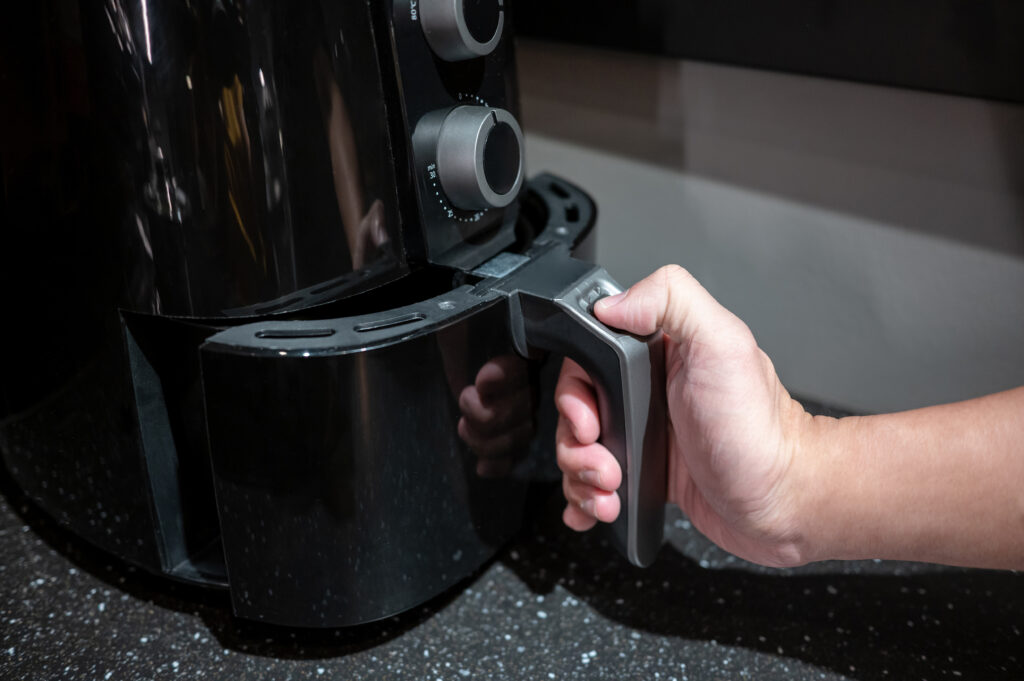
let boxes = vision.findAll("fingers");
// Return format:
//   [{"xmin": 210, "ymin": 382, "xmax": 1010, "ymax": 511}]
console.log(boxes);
[
  {"xmin": 563, "ymin": 504, "xmax": 598, "ymax": 532},
  {"xmin": 554, "ymin": 359, "xmax": 601, "ymax": 445},
  {"xmin": 594, "ymin": 265, "xmax": 744, "ymax": 345},
  {"xmin": 555, "ymin": 416, "xmax": 623, "ymax": 529},
  {"xmin": 562, "ymin": 471, "xmax": 621, "ymax": 524},
  {"xmin": 458, "ymin": 415, "xmax": 533, "ymax": 458},
  {"xmin": 456, "ymin": 355, "xmax": 535, "ymax": 474},
  {"xmin": 459, "ymin": 415, "xmax": 530, "ymax": 478},
  {"xmin": 473, "ymin": 355, "xmax": 530, "ymax": 400},
  {"xmin": 458, "ymin": 383, "xmax": 532, "ymax": 437},
  {"xmin": 555, "ymin": 419, "xmax": 622, "ymax": 492},
  {"xmin": 554, "ymin": 358, "xmax": 624, "ymax": 529}
]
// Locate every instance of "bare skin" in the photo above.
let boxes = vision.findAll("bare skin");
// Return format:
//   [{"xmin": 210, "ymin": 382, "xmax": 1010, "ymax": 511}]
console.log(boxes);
[{"xmin": 556, "ymin": 265, "xmax": 1024, "ymax": 570}]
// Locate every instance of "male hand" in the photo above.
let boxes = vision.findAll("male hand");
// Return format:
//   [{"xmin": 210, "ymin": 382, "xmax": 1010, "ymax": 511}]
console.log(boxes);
[{"xmin": 555, "ymin": 266, "xmax": 813, "ymax": 568}]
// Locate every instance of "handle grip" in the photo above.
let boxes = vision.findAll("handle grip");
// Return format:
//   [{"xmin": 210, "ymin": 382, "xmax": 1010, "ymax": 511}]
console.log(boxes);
[{"xmin": 510, "ymin": 268, "xmax": 668, "ymax": 566}]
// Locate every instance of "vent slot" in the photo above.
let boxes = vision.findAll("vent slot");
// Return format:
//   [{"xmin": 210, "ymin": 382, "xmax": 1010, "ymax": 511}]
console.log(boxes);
[
  {"xmin": 255, "ymin": 328, "xmax": 336, "ymax": 339},
  {"xmin": 565, "ymin": 203, "xmax": 580, "ymax": 223},
  {"xmin": 548, "ymin": 181, "xmax": 570, "ymax": 199}
]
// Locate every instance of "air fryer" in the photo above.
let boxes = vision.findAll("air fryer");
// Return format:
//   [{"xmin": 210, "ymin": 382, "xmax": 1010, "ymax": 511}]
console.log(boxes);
[{"xmin": 0, "ymin": 0, "xmax": 666, "ymax": 627}]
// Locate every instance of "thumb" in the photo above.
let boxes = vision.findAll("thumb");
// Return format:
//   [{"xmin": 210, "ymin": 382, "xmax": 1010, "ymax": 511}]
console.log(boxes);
[{"xmin": 594, "ymin": 265, "xmax": 733, "ymax": 343}]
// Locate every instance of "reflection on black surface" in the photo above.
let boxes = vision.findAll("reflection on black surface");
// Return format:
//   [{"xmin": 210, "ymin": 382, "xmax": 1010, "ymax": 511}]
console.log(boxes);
[
  {"xmin": 80, "ymin": 0, "xmax": 408, "ymax": 318},
  {"xmin": 312, "ymin": 47, "xmax": 391, "ymax": 271},
  {"xmin": 456, "ymin": 354, "xmax": 537, "ymax": 478}
]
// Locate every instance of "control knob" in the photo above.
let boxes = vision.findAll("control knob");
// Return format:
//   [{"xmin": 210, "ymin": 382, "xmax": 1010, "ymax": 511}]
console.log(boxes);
[
  {"xmin": 435, "ymin": 106, "xmax": 524, "ymax": 211},
  {"xmin": 421, "ymin": 0, "xmax": 505, "ymax": 61}
]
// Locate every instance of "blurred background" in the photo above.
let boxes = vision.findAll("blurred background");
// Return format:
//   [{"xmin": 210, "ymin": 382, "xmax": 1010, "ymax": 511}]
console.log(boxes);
[{"xmin": 513, "ymin": 0, "xmax": 1024, "ymax": 415}]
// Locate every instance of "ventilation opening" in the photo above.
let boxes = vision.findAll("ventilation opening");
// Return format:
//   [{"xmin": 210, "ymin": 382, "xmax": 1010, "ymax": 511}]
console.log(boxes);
[
  {"xmin": 565, "ymin": 203, "xmax": 580, "ymax": 223},
  {"xmin": 255, "ymin": 328, "xmax": 336, "ymax": 340},
  {"xmin": 548, "ymin": 181, "xmax": 570, "ymax": 199}
]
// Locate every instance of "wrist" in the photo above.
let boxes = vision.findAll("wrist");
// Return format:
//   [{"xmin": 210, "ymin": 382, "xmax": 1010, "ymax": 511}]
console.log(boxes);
[
  {"xmin": 742, "ymin": 398, "xmax": 834, "ymax": 568},
  {"xmin": 778, "ymin": 406, "xmax": 851, "ymax": 565},
  {"xmin": 787, "ymin": 409, "xmax": 865, "ymax": 565}
]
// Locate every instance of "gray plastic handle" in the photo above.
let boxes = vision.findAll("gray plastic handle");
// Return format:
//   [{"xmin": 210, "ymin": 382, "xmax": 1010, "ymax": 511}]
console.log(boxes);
[{"xmin": 508, "ymin": 267, "xmax": 668, "ymax": 566}]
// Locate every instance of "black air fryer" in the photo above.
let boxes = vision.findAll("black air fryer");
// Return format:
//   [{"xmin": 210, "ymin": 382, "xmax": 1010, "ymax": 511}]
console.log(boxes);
[{"xmin": 0, "ymin": 0, "xmax": 666, "ymax": 627}]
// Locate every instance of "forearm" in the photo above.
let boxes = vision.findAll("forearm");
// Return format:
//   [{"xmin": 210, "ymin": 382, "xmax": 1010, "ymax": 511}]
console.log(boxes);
[{"xmin": 797, "ymin": 387, "xmax": 1024, "ymax": 569}]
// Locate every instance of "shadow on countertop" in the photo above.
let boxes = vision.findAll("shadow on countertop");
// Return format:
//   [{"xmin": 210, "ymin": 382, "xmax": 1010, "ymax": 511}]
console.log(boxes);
[
  {"xmin": 503, "ymin": 488, "xmax": 1023, "ymax": 681},
  {"xmin": 2, "ymin": 453, "xmax": 1021, "ymax": 681}
]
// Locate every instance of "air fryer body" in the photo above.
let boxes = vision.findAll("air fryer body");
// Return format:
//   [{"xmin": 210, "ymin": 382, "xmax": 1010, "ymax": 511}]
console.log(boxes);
[{"xmin": 0, "ymin": 0, "xmax": 601, "ymax": 626}]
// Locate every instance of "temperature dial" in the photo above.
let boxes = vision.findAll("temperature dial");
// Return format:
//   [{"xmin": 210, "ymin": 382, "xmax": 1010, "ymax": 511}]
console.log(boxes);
[
  {"xmin": 421, "ymin": 0, "xmax": 505, "ymax": 61},
  {"xmin": 436, "ymin": 106, "xmax": 524, "ymax": 211}
]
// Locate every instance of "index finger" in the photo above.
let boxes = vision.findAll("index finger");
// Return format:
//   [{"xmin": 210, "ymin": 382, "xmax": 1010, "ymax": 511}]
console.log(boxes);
[{"xmin": 554, "ymin": 358, "xmax": 601, "ymax": 446}]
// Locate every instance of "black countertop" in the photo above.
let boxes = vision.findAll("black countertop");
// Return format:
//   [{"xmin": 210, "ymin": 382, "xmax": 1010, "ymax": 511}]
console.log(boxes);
[{"xmin": 1, "ymin": 461, "xmax": 1021, "ymax": 681}]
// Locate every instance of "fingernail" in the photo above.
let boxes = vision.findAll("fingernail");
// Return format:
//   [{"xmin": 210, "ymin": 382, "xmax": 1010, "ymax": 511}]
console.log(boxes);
[
  {"xmin": 578, "ymin": 470, "xmax": 601, "ymax": 487},
  {"xmin": 578, "ymin": 498, "xmax": 595, "ymax": 516},
  {"xmin": 596, "ymin": 292, "xmax": 626, "ymax": 311}
]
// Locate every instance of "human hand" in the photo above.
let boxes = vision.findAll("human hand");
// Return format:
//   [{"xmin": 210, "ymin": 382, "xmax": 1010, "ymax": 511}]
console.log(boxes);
[
  {"xmin": 555, "ymin": 266, "xmax": 814, "ymax": 568},
  {"xmin": 458, "ymin": 355, "xmax": 536, "ymax": 478}
]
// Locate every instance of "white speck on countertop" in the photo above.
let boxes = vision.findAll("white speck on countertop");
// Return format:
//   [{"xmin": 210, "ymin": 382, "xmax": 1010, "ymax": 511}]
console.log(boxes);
[{"xmin": 537, "ymin": 611, "xmax": 547, "ymax": 619}]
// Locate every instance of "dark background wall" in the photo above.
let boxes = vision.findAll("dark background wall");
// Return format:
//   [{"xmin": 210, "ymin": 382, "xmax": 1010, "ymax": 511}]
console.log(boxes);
[{"xmin": 514, "ymin": 1, "xmax": 1024, "ymax": 103}]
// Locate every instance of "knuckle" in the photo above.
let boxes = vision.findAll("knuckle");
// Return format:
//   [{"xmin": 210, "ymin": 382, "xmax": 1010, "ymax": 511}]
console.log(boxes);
[
  {"xmin": 719, "ymin": 321, "xmax": 759, "ymax": 361},
  {"xmin": 657, "ymin": 264, "xmax": 694, "ymax": 288}
]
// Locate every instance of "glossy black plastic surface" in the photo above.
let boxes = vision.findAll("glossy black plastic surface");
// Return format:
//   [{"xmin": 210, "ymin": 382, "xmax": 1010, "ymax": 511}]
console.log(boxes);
[
  {"xmin": 78, "ymin": 0, "xmax": 416, "ymax": 318},
  {"xmin": 202, "ymin": 290, "xmax": 534, "ymax": 627},
  {"xmin": 1, "ymin": 164, "xmax": 597, "ymax": 625},
  {"xmin": 393, "ymin": 0, "xmax": 524, "ymax": 268},
  {"xmin": 196, "ymin": 175, "xmax": 597, "ymax": 626},
  {"xmin": 0, "ymin": 0, "xmax": 593, "ymax": 631}
]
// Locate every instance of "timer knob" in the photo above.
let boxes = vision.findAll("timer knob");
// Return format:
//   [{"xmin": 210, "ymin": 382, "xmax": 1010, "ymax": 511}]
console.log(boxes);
[
  {"xmin": 420, "ymin": 0, "xmax": 505, "ymax": 61},
  {"xmin": 436, "ymin": 106, "xmax": 524, "ymax": 211}
]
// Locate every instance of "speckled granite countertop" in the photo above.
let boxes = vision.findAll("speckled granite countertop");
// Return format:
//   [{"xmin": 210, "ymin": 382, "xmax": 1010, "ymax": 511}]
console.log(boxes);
[{"xmin": 1, "ymin": 464, "xmax": 1021, "ymax": 681}]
